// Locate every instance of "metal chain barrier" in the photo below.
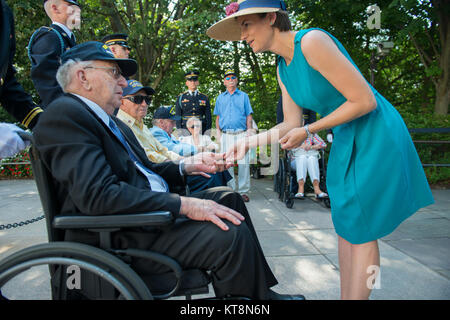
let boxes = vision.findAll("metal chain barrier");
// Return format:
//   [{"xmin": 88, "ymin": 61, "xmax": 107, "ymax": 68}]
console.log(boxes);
[{"xmin": 0, "ymin": 215, "xmax": 45, "ymax": 231}]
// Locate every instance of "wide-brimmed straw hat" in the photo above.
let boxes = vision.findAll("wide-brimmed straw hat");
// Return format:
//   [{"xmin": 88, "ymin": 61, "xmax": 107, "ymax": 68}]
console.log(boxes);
[{"xmin": 207, "ymin": 0, "xmax": 286, "ymax": 41}]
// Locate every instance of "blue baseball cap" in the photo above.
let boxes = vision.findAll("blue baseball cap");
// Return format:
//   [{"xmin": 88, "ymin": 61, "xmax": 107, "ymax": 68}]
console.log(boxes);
[
  {"xmin": 153, "ymin": 106, "xmax": 181, "ymax": 120},
  {"xmin": 122, "ymin": 80, "xmax": 155, "ymax": 96},
  {"xmin": 60, "ymin": 41, "xmax": 137, "ymax": 77}
]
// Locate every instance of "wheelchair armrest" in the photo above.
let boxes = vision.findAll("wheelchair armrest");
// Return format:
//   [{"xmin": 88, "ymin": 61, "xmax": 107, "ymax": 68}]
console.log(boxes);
[{"xmin": 52, "ymin": 211, "xmax": 174, "ymax": 230}]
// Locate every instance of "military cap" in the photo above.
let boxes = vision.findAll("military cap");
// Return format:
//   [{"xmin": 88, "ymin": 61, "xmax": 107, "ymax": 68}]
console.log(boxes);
[
  {"xmin": 101, "ymin": 33, "xmax": 130, "ymax": 49},
  {"xmin": 43, "ymin": 0, "xmax": 81, "ymax": 7},
  {"xmin": 123, "ymin": 79, "xmax": 155, "ymax": 96},
  {"xmin": 224, "ymin": 69, "xmax": 236, "ymax": 78},
  {"xmin": 61, "ymin": 41, "xmax": 137, "ymax": 77},
  {"xmin": 154, "ymin": 106, "xmax": 181, "ymax": 120},
  {"xmin": 185, "ymin": 69, "xmax": 199, "ymax": 80}
]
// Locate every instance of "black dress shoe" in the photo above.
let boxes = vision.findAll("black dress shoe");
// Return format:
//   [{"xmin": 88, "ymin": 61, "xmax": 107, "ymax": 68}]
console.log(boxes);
[{"xmin": 268, "ymin": 289, "xmax": 306, "ymax": 300}]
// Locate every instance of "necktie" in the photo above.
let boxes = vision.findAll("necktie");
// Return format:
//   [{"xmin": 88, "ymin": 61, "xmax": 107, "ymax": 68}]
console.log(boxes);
[
  {"xmin": 70, "ymin": 34, "xmax": 76, "ymax": 45},
  {"xmin": 109, "ymin": 118, "xmax": 169, "ymax": 192}
]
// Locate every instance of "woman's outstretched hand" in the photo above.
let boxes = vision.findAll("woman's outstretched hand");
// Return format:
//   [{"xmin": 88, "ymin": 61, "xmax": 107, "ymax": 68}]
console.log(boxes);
[
  {"xmin": 224, "ymin": 140, "xmax": 249, "ymax": 163},
  {"xmin": 279, "ymin": 127, "xmax": 308, "ymax": 150}
]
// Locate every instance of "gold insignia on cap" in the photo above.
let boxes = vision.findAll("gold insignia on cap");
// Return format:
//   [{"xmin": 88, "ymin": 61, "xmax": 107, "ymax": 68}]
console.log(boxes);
[
  {"xmin": 224, "ymin": 69, "xmax": 235, "ymax": 76},
  {"xmin": 129, "ymin": 80, "xmax": 140, "ymax": 87}
]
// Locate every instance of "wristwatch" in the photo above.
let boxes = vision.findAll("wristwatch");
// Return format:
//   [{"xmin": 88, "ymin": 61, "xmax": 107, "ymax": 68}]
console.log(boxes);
[
  {"xmin": 304, "ymin": 124, "xmax": 313, "ymax": 139},
  {"xmin": 179, "ymin": 158, "xmax": 188, "ymax": 176}
]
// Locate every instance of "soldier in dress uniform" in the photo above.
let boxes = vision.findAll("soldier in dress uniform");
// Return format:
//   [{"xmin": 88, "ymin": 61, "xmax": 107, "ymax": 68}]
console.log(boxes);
[
  {"xmin": 175, "ymin": 70, "xmax": 212, "ymax": 134},
  {"xmin": 0, "ymin": 0, "xmax": 42, "ymax": 131},
  {"xmin": 1, "ymin": 2, "xmax": 43, "ymax": 300},
  {"xmin": 102, "ymin": 33, "xmax": 132, "ymax": 117},
  {"xmin": 28, "ymin": 0, "xmax": 81, "ymax": 107},
  {"xmin": 101, "ymin": 33, "xmax": 131, "ymax": 59}
]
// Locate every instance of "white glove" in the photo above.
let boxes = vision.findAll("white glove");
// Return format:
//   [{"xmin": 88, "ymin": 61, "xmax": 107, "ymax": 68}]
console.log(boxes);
[
  {"xmin": 0, "ymin": 123, "xmax": 30, "ymax": 159},
  {"xmin": 327, "ymin": 133, "xmax": 333, "ymax": 143}
]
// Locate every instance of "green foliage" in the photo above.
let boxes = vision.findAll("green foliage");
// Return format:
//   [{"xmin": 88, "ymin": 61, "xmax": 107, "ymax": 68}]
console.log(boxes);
[{"xmin": 2, "ymin": 0, "xmax": 448, "ymax": 184}]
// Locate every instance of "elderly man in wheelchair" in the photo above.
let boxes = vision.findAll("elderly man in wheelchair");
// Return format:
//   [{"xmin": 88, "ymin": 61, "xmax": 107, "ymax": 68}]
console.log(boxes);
[{"xmin": 0, "ymin": 42, "xmax": 305, "ymax": 300}]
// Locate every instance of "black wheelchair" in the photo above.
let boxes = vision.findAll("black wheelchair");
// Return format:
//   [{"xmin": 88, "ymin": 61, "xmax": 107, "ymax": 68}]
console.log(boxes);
[
  {"xmin": 0, "ymin": 132, "xmax": 219, "ymax": 300},
  {"xmin": 274, "ymin": 149, "xmax": 331, "ymax": 209}
]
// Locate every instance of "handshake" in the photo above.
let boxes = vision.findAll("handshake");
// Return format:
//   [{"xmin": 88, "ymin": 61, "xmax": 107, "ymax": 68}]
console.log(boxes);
[
  {"xmin": 179, "ymin": 151, "xmax": 246, "ymax": 231},
  {"xmin": 182, "ymin": 151, "xmax": 237, "ymax": 178},
  {"xmin": 183, "ymin": 139, "xmax": 251, "ymax": 178}
]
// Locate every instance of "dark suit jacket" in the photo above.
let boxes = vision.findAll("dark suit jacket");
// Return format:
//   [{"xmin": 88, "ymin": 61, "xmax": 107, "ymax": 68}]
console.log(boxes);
[
  {"xmin": 34, "ymin": 93, "xmax": 185, "ymax": 218},
  {"xmin": 0, "ymin": 0, "xmax": 42, "ymax": 129},
  {"xmin": 29, "ymin": 23, "xmax": 76, "ymax": 107}
]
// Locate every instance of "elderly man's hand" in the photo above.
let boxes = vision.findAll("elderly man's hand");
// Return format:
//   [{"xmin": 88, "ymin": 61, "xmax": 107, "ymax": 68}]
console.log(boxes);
[
  {"xmin": 179, "ymin": 196, "xmax": 245, "ymax": 231},
  {"xmin": 0, "ymin": 123, "xmax": 30, "ymax": 159},
  {"xmin": 184, "ymin": 152, "xmax": 232, "ymax": 178}
]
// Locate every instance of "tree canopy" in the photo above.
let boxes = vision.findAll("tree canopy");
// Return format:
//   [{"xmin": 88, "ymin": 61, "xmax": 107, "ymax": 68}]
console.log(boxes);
[
  {"xmin": 2, "ymin": 0, "xmax": 449, "ymax": 184},
  {"xmin": 6, "ymin": 0, "xmax": 449, "ymax": 125}
]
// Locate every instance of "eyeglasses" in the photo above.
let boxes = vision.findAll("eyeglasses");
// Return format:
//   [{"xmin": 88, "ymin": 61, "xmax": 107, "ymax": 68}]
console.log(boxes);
[
  {"xmin": 123, "ymin": 95, "xmax": 152, "ymax": 105},
  {"xmin": 84, "ymin": 66, "xmax": 122, "ymax": 79},
  {"xmin": 187, "ymin": 77, "xmax": 198, "ymax": 81},
  {"xmin": 225, "ymin": 76, "xmax": 237, "ymax": 80}
]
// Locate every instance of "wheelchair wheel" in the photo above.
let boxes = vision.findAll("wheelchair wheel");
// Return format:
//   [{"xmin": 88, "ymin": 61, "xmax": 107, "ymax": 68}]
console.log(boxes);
[
  {"xmin": 284, "ymin": 158, "xmax": 298, "ymax": 206},
  {"xmin": 251, "ymin": 166, "xmax": 261, "ymax": 179},
  {"xmin": 0, "ymin": 242, "xmax": 152, "ymax": 300},
  {"xmin": 273, "ymin": 164, "xmax": 279, "ymax": 193},
  {"xmin": 285, "ymin": 198, "xmax": 294, "ymax": 209},
  {"xmin": 277, "ymin": 158, "xmax": 286, "ymax": 201},
  {"xmin": 273, "ymin": 159, "xmax": 281, "ymax": 193}
]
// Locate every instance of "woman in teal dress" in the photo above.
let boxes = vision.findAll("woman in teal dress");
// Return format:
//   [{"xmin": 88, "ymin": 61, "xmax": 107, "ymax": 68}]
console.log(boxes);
[{"xmin": 207, "ymin": 0, "xmax": 434, "ymax": 299}]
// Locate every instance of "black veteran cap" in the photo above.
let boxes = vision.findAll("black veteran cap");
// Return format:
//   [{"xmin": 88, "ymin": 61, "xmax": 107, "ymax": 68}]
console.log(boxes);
[
  {"xmin": 44, "ymin": 0, "xmax": 81, "ymax": 7},
  {"xmin": 102, "ymin": 33, "xmax": 130, "ymax": 49},
  {"xmin": 61, "ymin": 41, "xmax": 137, "ymax": 77},
  {"xmin": 153, "ymin": 106, "xmax": 181, "ymax": 120},
  {"xmin": 185, "ymin": 69, "xmax": 199, "ymax": 80},
  {"xmin": 123, "ymin": 79, "xmax": 155, "ymax": 96}
]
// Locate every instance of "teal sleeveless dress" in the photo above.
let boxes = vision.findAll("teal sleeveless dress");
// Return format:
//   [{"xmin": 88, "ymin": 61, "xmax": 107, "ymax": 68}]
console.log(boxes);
[{"xmin": 278, "ymin": 28, "xmax": 434, "ymax": 244}]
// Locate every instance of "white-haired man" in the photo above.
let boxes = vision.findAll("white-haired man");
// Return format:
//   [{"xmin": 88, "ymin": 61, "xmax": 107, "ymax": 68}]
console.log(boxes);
[{"xmin": 33, "ymin": 41, "xmax": 303, "ymax": 300}]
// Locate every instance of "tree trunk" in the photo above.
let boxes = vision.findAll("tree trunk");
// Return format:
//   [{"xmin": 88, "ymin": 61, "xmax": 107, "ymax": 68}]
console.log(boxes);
[
  {"xmin": 433, "ymin": 0, "xmax": 449, "ymax": 115},
  {"xmin": 434, "ymin": 81, "xmax": 449, "ymax": 115},
  {"xmin": 99, "ymin": 0, "xmax": 123, "ymax": 32}
]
